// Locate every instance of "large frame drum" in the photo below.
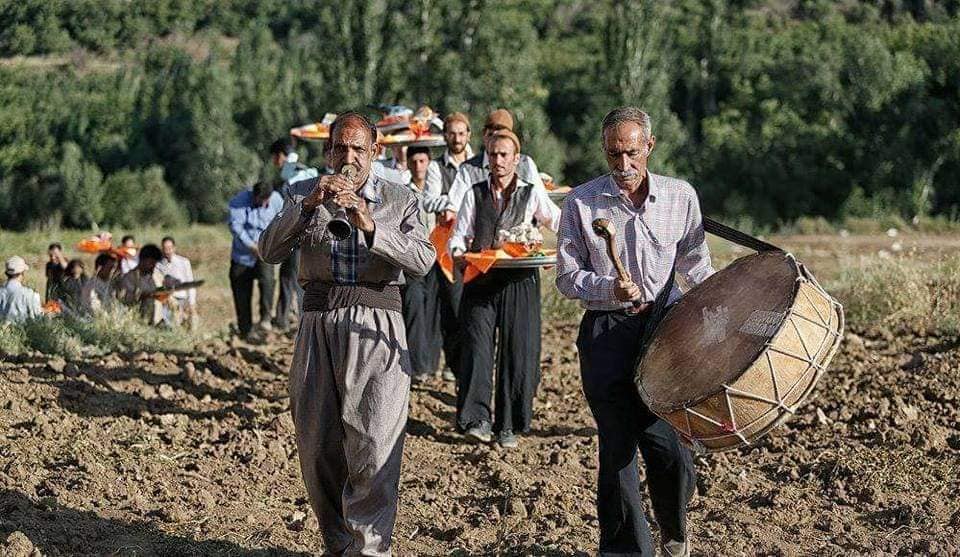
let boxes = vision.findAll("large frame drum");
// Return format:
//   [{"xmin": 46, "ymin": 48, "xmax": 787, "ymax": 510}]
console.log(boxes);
[{"xmin": 636, "ymin": 251, "xmax": 843, "ymax": 453}]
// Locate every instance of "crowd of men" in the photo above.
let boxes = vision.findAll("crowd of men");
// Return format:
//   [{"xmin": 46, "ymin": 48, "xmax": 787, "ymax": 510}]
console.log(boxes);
[
  {"xmin": 2, "ymin": 105, "xmax": 713, "ymax": 556},
  {"xmin": 0, "ymin": 235, "xmax": 199, "ymax": 327},
  {"xmin": 251, "ymin": 106, "xmax": 712, "ymax": 556}
]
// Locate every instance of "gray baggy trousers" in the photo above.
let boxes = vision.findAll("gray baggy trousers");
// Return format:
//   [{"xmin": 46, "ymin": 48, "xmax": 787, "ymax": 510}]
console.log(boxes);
[{"xmin": 289, "ymin": 307, "xmax": 411, "ymax": 556}]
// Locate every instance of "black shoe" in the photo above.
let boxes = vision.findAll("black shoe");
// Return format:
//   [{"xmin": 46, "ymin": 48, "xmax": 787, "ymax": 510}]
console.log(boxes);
[
  {"xmin": 497, "ymin": 429, "xmax": 518, "ymax": 449},
  {"xmin": 465, "ymin": 421, "xmax": 492, "ymax": 443}
]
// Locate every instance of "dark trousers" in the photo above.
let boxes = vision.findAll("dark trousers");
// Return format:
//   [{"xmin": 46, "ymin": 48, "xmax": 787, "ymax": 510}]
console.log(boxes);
[
  {"xmin": 275, "ymin": 250, "xmax": 303, "ymax": 329},
  {"xmin": 401, "ymin": 273, "xmax": 435, "ymax": 377},
  {"xmin": 577, "ymin": 310, "xmax": 695, "ymax": 556},
  {"xmin": 456, "ymin": 269, "xmax": 540, "ymax": 434},
  {"xmin": 229, "ymin": 260, "xmax": 276, "ymax": 336},
  {"xmin": 428, "ymin": 262, "xmax": 462, "ymax": 375}
]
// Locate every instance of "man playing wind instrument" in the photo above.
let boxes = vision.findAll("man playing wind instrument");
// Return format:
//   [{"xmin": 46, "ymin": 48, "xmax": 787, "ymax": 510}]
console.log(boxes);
[{"xmin": 259, "ymin": 111, "xmax": 435, "ymax": 556}]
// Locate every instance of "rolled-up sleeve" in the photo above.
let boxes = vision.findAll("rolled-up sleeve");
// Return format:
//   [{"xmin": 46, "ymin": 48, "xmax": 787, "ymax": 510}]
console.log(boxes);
[
  {"xmin": 368, "ymin": 196, "xmax": 436, "ymax": 278},
  {"xmin": 532, "ymin": 186, "xmax": 561, "ymax": 233},
  {"xmin": 449, "ymin": 189, "xmax": 476, "ymax": 254},
  {"xmin": 555, "ymin": 199, "xmax": 616, "ymax": 302},
  {"xmin": 675, "ymin": 193, "xmax": 715, "ymax": 288}
]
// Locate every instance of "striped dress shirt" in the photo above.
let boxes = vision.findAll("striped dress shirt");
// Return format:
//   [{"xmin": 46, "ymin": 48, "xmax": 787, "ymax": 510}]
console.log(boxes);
[{"xmin": 555, "ymin": 172, "xmax": 715, "ymax": 311}]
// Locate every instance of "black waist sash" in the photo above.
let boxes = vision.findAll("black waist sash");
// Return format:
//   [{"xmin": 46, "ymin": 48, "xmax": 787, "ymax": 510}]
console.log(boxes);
[{"xmin": 302, "ymin": 281, "xmax": 402, "ymax": 313}]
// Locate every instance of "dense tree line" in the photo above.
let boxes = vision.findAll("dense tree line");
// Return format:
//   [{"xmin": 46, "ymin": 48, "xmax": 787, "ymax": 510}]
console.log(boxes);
[{"xmin": 0, "ymin": 0, "xmax": 957, "ymax": 229}]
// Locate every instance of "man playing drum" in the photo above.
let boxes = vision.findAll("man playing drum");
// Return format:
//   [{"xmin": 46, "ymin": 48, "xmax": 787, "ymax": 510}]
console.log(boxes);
[{"xmin": 556, "ymin": 107, "xmax": 715, "ymax": 556}]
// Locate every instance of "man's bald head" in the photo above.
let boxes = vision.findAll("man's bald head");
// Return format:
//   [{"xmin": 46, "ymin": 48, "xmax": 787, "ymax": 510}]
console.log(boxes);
[{"xmin": 328, "ymin": 111, "xmax": 378, "ymax": 145}]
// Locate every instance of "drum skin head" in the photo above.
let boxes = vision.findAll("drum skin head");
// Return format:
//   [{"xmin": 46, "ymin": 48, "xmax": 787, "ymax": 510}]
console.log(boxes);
[{"xmin": 639, "ymin": 251, "xmax": 798, "ymax": 412}]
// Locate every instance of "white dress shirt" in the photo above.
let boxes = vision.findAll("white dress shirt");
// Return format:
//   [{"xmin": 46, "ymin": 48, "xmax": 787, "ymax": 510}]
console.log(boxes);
[
  {"xmin": 425, "ymin": 145, "xmax": 475, "ymax": 197},
  {"xmin": 450, "ymin": 176, "xmax": 561, "ymax": 254},
  {"xmin": 120, "ymin": 255, "xmax": 139, "ymax": 275},
  {"xmin": 157, "ymin": 254, "xmax": 196, "ymax": 305},
  {"xmin": 0, "ymin": 278, "xmax": 42, "ymax": 323}
]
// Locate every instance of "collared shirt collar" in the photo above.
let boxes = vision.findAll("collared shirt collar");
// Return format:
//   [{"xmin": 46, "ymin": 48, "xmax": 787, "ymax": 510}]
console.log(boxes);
[
  {"xmin": 490, "ymin": 173, "xmax": 531, "ymax": 195},
  {"xmin": 443, "ymin": 144, "xmax": 474, "ymax": 168},
  {"xmin": 593, "ymin": 172, "xmax": 660, "ymax": 206}
]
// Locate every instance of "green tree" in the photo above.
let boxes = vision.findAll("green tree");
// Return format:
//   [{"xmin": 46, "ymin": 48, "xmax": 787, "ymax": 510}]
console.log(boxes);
[
  {"xmin": 101, "ymin": 166, "xmax": 186, "ymax": 228},
  {"xmin": 60, "ymin": 142, "xmax": 105, "ymax": 228}
]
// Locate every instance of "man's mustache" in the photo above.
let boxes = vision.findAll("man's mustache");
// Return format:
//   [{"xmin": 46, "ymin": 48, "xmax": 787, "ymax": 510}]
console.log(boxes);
[{"xmin": 613, "ymin": 170, "xmax": 640, "ymax": 179}]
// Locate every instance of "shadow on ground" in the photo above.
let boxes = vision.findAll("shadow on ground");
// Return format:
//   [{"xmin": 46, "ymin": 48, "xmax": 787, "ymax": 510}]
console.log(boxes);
[{"xmin": 0, "ymin": 489, "xmax": 308, "ymax": 556}]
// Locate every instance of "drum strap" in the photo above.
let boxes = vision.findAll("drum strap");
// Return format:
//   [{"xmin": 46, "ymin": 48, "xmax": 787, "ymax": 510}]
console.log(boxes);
[
  {"xmin": 638, "ymin": 266, "xmax": 675, "ymax": 360},
  {"xmin": 703, "ymin": 216, "xmax": 781, "ymax": 252}
]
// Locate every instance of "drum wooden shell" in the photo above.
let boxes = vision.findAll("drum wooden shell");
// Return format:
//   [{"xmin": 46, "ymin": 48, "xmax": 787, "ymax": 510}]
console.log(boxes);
[{"xmin": 636, "ymin": 251, "xmax": 843, "ymax": 453}]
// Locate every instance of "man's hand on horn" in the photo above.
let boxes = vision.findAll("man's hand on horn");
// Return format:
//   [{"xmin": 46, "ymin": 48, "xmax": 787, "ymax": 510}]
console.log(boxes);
[
  {"xmin": 303, "ymin": 174, "xmax": 353, "ymax": 213},
  {"xmin": 333, "ymin": 190, "xmax": 374, "ymax": 233}
]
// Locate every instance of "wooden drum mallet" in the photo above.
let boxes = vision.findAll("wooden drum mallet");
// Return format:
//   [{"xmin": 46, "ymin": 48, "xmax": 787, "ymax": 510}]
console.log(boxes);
[{"xmin": 591, "ymin": 218, "xmax": 646, "ymax": 312}]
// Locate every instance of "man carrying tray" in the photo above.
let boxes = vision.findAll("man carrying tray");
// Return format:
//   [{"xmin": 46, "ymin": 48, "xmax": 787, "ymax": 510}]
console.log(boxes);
[
  {"xmin": 556, "ymin": 107, "xmax": 715, "ymax": 556},
  {"xmin": 258, "ymin": 111, "xmax": 435, "ymax": 555},
  {"xmin": 449, "ymin": 129, "xmax": 560, "ymax": 448},
  {"xmin": 440, "ymin": 108, "xmax": 546, "ymax": 223}
]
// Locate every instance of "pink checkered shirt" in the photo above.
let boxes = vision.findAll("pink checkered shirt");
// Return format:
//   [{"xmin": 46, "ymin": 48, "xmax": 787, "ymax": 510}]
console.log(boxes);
[{"xmin": 555, "ymin": 172, "xmax": 715, "ymax": 311}]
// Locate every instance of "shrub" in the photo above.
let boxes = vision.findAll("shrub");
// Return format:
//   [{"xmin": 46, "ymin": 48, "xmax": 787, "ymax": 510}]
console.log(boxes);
[
  {"xmin": 0, "ymin": 307, "xmax": 195, "ymax": 359},
  {"xmin": 100, "ymin": 166, "xmax": 186, "ymax": 228},
  {"xmin": 0, "ymin": 324, "xmax": 28, "ymax": 355},
  {"xmin": 834, "ymin": 254, "xmax": 960, "ymax": 334}
]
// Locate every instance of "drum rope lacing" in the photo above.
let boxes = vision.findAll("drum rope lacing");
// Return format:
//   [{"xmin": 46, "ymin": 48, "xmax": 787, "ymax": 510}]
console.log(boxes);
[{"xmin": 665, "ymin": 226, "xmax": 846, "ymax": 452}]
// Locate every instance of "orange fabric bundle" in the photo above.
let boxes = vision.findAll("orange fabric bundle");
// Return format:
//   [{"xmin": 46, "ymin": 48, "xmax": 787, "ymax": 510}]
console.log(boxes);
[
  {"xmin": 76, "ymin": 237, "xmax": 112, "ymax": 254},
  {"xmin": 430, "ymin": 222, "xmax": 456, "ymax": 283}
]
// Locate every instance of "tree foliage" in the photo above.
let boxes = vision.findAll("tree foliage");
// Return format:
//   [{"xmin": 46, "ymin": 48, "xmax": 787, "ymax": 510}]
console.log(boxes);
[{"xmin": 0, "ymin": 0, "xmax": 958, "ymax": 229}]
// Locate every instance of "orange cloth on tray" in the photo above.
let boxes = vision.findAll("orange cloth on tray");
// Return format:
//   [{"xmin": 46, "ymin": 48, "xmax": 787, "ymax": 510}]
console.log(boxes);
[
  {"xmin": 430, "ymin": 222, "xmax": 456, "ymax": 283},
  {"xmin": 461, "ymin": 248, "xmax": 557, "ymax": 284},
  {"xmin": 462, "ymin": 249, "xmax": 508, "ymax": 283}
]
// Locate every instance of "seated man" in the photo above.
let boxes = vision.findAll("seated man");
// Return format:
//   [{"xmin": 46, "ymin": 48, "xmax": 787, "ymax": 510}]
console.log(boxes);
[
  {"xmin": 0, "ymin": 256, "xmax": 42, "ymax": 323},
  {"xmin": 118, "ymin": 244, "xmax": 165, "ymax": 324},
  {"xmin": 449, "ymin": 130, "xmax": 560, "ymax": 448},
  {"xmin": 157, "ymin": 236, "xmax": 198, "ymax": 329},
  {"xmin": 81, "ymin": 253, "xmax": 121, "ymax": 315},
  {"xmin": 119, "ymin": 235, "xmax": 139, "ymax": 275}
]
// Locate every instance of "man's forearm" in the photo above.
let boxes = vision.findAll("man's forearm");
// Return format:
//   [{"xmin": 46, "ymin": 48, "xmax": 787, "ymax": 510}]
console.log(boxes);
[{"xmin": 258, "ymin": 200, "xmax": 319, "ymax": 264}]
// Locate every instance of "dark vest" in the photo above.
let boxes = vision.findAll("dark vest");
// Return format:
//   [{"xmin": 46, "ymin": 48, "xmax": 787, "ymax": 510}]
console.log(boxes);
[
  {"xmin": 434, "ymin": 154, "xmax": 459, "ymax": 195},
  {"xmin": 468, "ymin": 179, "xmax": 535, "ymax": 253}
]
